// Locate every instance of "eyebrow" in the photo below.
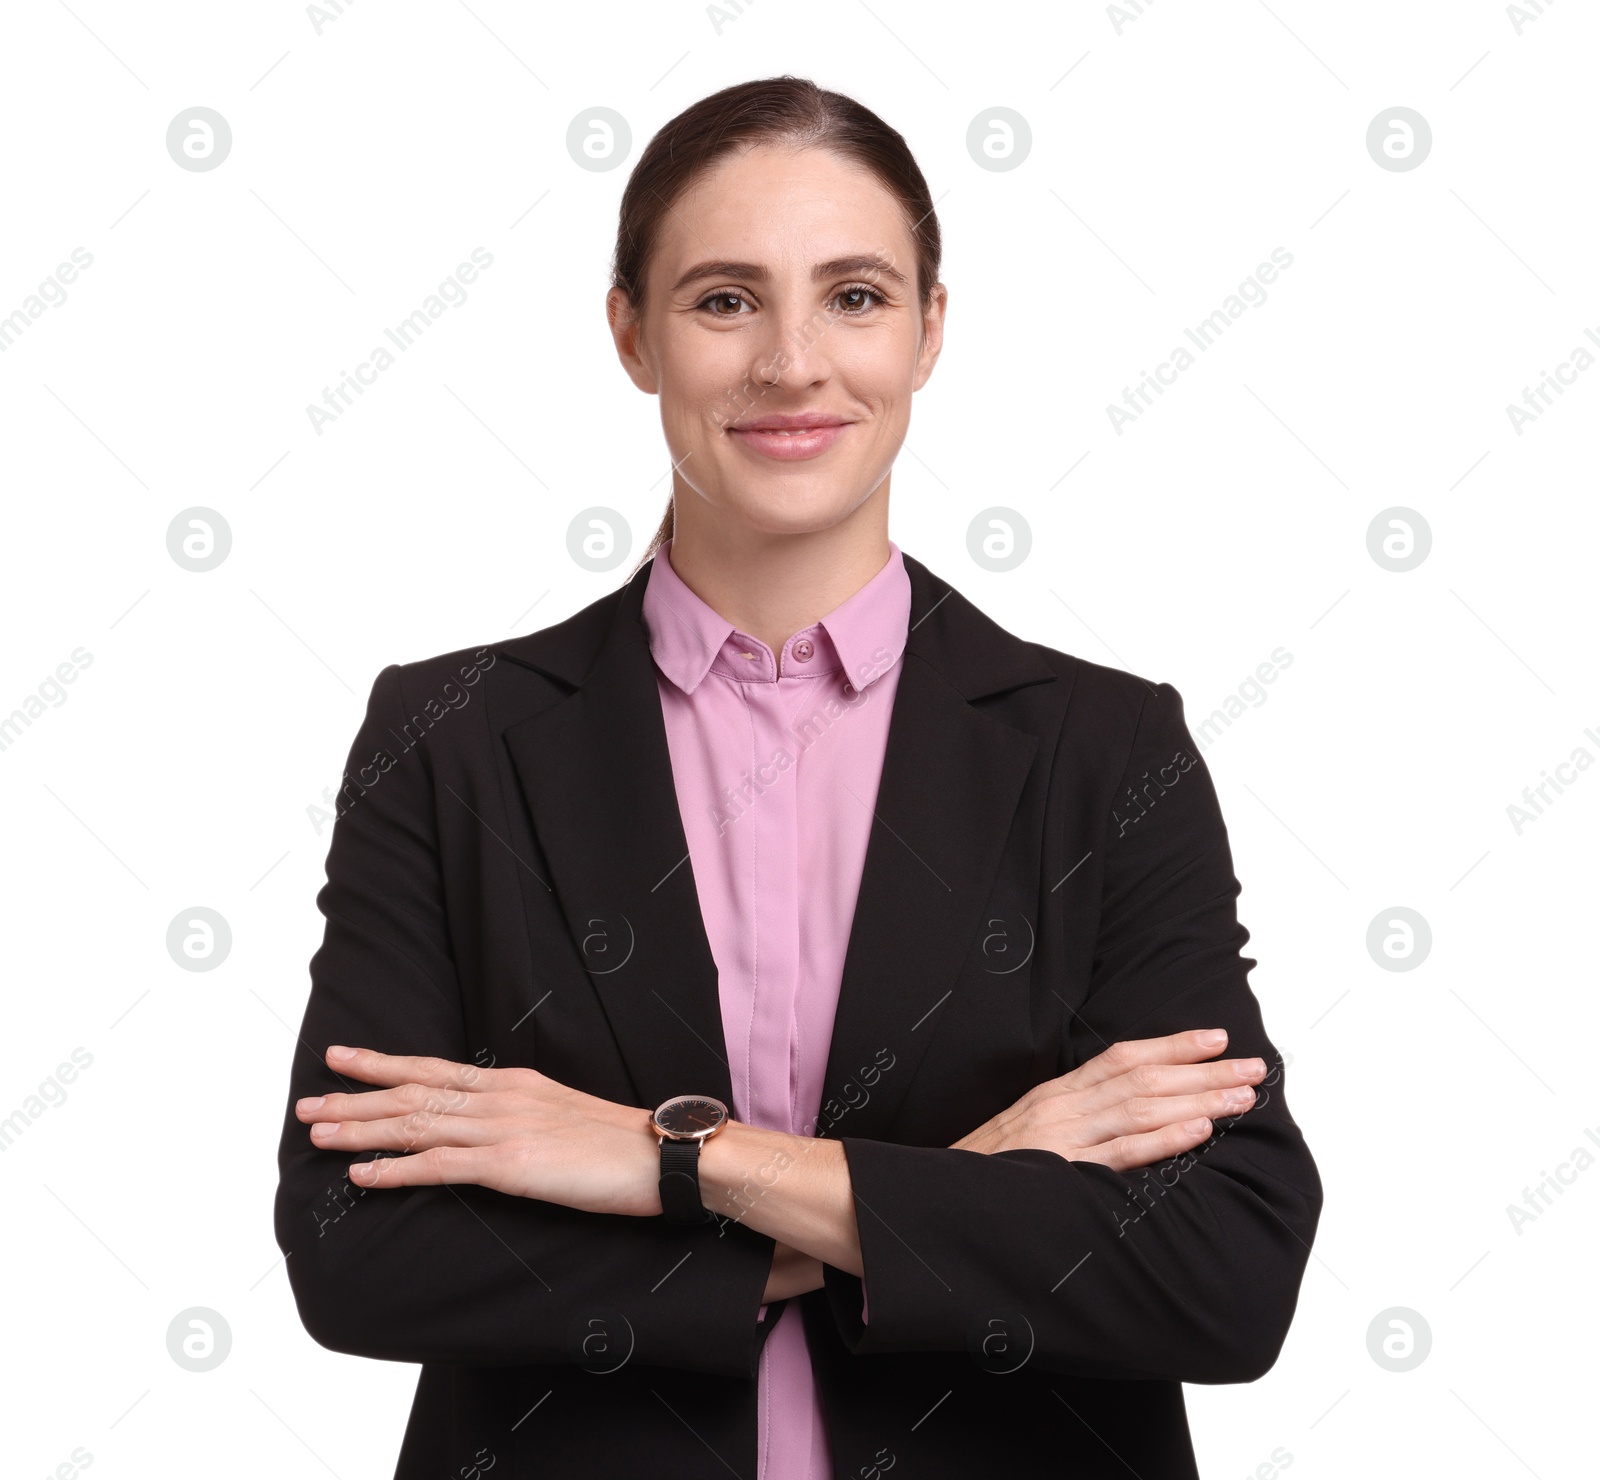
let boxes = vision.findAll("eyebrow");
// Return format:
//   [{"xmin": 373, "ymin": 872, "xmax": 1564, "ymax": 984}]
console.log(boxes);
[{"xmin": 669, "ymin": 253, "xmax": 910, "ymax": 295}]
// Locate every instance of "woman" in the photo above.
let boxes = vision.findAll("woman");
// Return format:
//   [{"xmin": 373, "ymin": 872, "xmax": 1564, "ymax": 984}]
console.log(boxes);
[{"xmin": 275, "ymin": 76, "xmax": 1321, "ymax": 1480}]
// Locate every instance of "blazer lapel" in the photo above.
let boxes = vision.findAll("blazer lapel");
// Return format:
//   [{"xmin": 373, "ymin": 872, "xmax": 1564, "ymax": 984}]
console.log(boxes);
[
  {"xmin": 816, "ymin": 556, "xmax": 1052, "ymax": 1141},
  {"xmin": 499, "ymin": 575, "xmax": 733, "ymax": 1114}
]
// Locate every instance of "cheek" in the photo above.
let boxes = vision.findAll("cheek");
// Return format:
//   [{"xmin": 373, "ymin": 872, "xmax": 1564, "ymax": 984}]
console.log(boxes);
[
  {"xmin": 836, "ymin": 335, "xmax": 914, "ymax": 407},
  {"xmin": 660, "ymin": 350, "xmax": 748, "ymax": 431}
]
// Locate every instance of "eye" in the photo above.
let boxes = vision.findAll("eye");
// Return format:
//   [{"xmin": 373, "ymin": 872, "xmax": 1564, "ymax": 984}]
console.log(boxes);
[
  {"xmin": 696, "ymin": 290, "xmax": 752, "ymax": 317},
  {"xmin": 832, "ymin": 283, "xmax": 888, "ymax": 316}
]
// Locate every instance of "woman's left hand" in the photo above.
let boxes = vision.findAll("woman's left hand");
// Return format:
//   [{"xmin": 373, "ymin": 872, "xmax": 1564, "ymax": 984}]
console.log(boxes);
[{"xmin": 295, "ymin": 1045, "xmax": 663, "ymax": 1218}]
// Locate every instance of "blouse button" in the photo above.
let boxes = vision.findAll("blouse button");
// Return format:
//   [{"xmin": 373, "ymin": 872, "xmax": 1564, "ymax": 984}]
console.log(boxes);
[{"xmin": 792, "ymin": 638, "xmax": 815, "ymax": 663}]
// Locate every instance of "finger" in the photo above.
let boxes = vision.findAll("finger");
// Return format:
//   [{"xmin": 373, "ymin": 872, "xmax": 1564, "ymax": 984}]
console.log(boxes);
[
  {"xmin": 297, "ymin": 1080, "xmax": 481, "ymax": 1124},
  {"xmin": 310, "ymin": 1111, "xmax": 505, "ymax": 1153},
  {"xmin": 1072, "ymin": 1055, "xmax": 1267, "ymax": 1113},
  {"xmin": 1068, "ymin": 1084, "xmax": 1256, "ymax": 1146},
  {"xmin": 1061, "ymin": 1029, "xmax": 1232, "ymax": 1091},
  {"xmin": 324, "ymin": 1045, "xmax": 488, "ymax": 1091},
  {"xmin": 1070, "ymin": 1117, "xmax": 1216, "ymax": 1174},
  {"xmin": 346, "ymin": 1146, "xmax": 487, "ymax": 1187}
]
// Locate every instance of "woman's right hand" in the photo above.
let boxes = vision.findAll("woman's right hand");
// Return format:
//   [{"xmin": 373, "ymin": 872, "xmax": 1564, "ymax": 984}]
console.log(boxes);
[
  {"xmin": 767, "ymin": 1031, "xmax": 1267, "ymax": 1296},
  {"xmin": 950, "ymin": 1029, "xmax": 1268, "ymax": 1173}
]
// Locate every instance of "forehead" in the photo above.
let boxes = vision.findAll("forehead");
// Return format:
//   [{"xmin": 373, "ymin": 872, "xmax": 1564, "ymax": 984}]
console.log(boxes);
[{"xmin": 655, "ymin": 144, "xmax": 914, "ymax": 277}]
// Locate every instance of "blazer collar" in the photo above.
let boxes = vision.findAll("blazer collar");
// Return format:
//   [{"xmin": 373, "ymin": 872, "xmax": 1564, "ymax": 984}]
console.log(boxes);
[
  {"xmin": 497, "ymin": 549, "xmax": 1056, "ymax": 702},
  {"xmin": 495, "ymin": 550, "xmax": 1056, "ymax": 1138}
]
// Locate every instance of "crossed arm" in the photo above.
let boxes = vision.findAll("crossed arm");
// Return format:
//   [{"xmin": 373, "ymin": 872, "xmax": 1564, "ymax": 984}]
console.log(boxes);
[
  {"xmin": 277, "ymin": 665, "xmax": 1319, "ymax": 1377},
  {"xmin": 294, "ymin": 1029, "xmax": 1271, "ymax": 1303}
]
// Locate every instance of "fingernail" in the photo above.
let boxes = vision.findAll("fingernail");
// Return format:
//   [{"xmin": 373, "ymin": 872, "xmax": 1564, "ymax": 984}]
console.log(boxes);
[
  {"xmin": 311, "ymin": 1121, "xmax": 339, "ymax": 1137},
  {"xmin": 1233, "ymin": 1058, "xmax": 1264, "ymax": 1077},
  {"xmin": 350, "ymin": 1161, "xmax": 376, "ymax": 1181},
  {"xmin": 1184, "ymin": 1118, "xmax": 1211, "ymax": 1133},
  {"xmin": 1222, "ymin": 1088, "xmax": 1254, "ymax": 1110},
  {"xmin": 1199, "ymin": 1030, "xmax": 1227, "ymax": 1046},
  {"xmin": 297, "ymin": 1096, "xmax": 325, "ymax": 1114},
  {"xmin": 328, "ymin": 1046, "xmax": 357, "ymax": 1062}
]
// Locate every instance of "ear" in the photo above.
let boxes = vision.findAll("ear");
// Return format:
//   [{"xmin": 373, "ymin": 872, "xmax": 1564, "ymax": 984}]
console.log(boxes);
[
  {"xmin": 911, "ymin": 282, "xmax": 948, "ymax": 392},
  {"xmin": 607, "ymin": 286, "xmax": 660, "ymax": 395}
]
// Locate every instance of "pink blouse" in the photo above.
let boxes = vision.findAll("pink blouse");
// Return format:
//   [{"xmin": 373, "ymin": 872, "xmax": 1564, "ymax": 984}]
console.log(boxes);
[{"xmin": 640, "ymin": 539, "xmax": 911, "ymax": 1480}]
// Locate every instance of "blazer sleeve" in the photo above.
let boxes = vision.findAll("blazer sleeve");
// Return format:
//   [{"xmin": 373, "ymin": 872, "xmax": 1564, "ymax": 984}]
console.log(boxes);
[
  {"xmin": 273, "ymin": 663, "xmax": 779, "ymax": 1376},
  {"xmin": 821, "ymin": 680, "xmax": 1323, "ymax": 1384}
]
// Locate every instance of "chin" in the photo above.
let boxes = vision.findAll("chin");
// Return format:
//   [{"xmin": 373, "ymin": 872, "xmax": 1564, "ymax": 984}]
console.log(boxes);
[{"xmin": 721, "ymin": 490, "xmax": 869, "ymax": 539}]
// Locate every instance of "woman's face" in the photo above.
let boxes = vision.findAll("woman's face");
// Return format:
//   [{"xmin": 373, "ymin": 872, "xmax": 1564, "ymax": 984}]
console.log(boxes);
[{"xmin": 609, "ymin": 143, "xmax": 946, "ymax": 540}]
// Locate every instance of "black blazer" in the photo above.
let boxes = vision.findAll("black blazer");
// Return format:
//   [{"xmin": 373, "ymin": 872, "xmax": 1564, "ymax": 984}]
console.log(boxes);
[{"xmin": 274, "ymin": 551, "xmax": 1322, "ymax": 1480}]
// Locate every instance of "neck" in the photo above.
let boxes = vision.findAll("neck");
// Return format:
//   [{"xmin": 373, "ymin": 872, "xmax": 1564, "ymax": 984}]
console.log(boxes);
[{"xmin": 663, "ymin": 481, "xmax": 892, "ymax": 658}]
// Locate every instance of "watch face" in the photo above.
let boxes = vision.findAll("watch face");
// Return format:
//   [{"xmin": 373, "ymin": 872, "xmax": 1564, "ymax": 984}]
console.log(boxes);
[{"xmin": 654, "ymin": 1095, "xmax": 728, "ymax": 1139}]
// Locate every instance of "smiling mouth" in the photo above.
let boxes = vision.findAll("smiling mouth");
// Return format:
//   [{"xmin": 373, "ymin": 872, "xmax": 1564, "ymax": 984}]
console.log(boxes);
[{"xmin": 725, "ymin": 419, "xmax": 853, "ymax": 461}]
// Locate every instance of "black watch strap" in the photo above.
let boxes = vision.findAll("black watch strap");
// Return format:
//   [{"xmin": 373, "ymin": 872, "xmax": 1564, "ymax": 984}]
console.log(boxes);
[{"xmin": 659, "ymin": 1137, "xmax": 713, "ymax": 1224}]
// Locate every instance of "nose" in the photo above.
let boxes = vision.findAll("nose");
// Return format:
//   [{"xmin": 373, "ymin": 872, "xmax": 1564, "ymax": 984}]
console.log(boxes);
[{"xmin": 747, "ymin": 295, "xmax": 831, "ymax": 393}]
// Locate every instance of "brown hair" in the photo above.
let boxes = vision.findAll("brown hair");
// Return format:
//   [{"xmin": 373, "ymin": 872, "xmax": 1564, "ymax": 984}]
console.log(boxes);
[{"xmin": 612, "ymin": 75, "xmax": 942, "ymax": 573}]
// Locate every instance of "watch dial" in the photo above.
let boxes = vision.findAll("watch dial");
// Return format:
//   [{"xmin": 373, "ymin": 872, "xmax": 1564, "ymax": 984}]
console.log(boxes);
[{"xmin": 656, "ymin": 1096, "xmax": 727, "ymax": 1137}]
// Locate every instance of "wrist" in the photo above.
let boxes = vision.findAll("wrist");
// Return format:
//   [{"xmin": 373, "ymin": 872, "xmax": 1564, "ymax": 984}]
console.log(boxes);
[
  {"xmin": 696, "ymin": 1119, "xmax": 796, "ymax": 1220},
  {"xmin": 697, "ymin": 1121, "xmax": 862, "ymax": 1277}
]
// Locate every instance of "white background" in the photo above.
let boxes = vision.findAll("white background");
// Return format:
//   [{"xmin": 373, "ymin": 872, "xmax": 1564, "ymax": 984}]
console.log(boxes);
[{"xmin": 2, "ymin": 1, "xmax": 1596, "ymax": 1476}]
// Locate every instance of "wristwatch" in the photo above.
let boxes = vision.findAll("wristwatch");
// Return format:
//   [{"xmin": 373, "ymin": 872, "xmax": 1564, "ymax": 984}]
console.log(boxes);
[{"xmin": 650, "ymin": 1094, "xmax": 730, "ymax": 1224}]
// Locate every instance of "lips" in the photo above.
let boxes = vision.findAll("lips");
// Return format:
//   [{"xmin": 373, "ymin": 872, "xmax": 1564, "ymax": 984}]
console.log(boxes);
[{"xmin": 726, "ymin": 414, "xmax": 852, "ymax": 461}]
